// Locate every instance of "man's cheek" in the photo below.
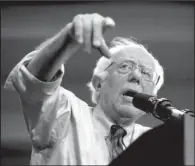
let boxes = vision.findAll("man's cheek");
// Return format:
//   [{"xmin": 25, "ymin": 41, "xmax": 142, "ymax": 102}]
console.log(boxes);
[
  {"xmin": 107, "ymin": 77, "xmax": 114, "ymax": 89},
  {"xmin": 142, "ymin": 82, "xmax": 154, "ymax": 94},
  {"xmin": 103, "ymin": 93, "xmax": 111, "ymax": 106},
  {"xmin": 103, "ymin": 89, "xmax": 117, "ymax": 106}
]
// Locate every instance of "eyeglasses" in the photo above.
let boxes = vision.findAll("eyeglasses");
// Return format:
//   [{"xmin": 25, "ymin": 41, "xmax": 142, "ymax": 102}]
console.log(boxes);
[{"xmin": 104, "ymin": 60, "xmax": 160, "ymax": 85}]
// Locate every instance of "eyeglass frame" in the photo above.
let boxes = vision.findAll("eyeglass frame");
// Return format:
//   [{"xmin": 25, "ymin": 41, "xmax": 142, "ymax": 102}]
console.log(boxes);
[{"xmin": 104, "ymin": 60, "xmax": 160, "ymax": 85}]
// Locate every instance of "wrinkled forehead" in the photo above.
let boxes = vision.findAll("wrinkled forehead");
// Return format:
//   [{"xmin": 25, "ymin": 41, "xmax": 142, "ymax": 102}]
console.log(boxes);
[{"xmin": 110, "ymin": 46, "xmax": 155, "ymax": 69}]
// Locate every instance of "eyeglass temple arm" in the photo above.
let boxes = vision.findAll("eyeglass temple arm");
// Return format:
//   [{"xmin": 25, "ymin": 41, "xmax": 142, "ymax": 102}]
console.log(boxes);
[{"xmin": 155, "ymin": 76, "xmax": 160, "ymax": 85}]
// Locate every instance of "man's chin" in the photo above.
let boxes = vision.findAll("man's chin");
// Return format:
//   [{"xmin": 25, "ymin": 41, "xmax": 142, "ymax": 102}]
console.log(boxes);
[
  {"xmin": 116, "ymin": 102, "xmax": 146, "ymax": 120},
  {"xmin": 115, "ymin": 104, "xmax": 136, "ymax": 118},
  {"xmin": 119, "ymin": 102, "xmax": 135, "ymax": 111}
]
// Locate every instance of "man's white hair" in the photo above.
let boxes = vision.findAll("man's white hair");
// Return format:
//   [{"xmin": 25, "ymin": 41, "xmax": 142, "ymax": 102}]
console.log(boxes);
[{"xmin": 87, "ymin": 37, "xmax": 164, "ymax": 104}]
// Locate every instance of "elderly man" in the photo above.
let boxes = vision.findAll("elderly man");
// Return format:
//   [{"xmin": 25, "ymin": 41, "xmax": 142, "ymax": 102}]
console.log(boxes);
[{"xmin": 4, "ymin": 13, "xmax": 164, "ymax": 165}]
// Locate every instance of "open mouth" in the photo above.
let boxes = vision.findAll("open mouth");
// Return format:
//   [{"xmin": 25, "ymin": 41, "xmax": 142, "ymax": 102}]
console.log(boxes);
[
  {"xmin": 121, "ymin": 89, "xmax": 138, "ymax": 103},
  {"xmin": 122, "ymin": 89, "xmax": 137, "ymax": 98}
]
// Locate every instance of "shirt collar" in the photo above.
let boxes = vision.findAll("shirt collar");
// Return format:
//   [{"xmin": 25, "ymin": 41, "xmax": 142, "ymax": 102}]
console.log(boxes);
[{"xmin": 92, "ymin": 105, "xmax": 135, "ymax": 137}]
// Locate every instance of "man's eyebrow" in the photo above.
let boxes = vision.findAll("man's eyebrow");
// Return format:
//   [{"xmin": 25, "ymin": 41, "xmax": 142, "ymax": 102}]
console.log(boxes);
[
  {"xmin": 139, "ymin": 63, "xmax": 153, "ymax": 70},
  {"xmin": 122, "ymin": 59, "xmax": 136, "ymax": 64}
]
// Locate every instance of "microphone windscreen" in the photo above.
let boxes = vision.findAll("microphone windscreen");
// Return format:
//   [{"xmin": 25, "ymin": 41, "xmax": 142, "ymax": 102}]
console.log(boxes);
[{"xmin": 132, "ymin": 93, "xmax": 157, "ymax": 113}]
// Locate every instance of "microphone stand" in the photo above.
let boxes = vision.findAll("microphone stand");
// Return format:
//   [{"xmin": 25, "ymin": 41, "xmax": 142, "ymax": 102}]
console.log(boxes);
[
  {"xmin": 150, "ymin": 98, "xmax": 194, "ymax": 165},
  {"xmin": 183, "ymin": 110, "xmax": 194, "ymax": 165}
]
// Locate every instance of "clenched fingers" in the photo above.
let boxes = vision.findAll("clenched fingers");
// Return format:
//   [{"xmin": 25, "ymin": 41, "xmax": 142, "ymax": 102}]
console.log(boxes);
[
  {"xmin": 73, "ymin": 15, "xmax": 83, "ymax": 43},
  {"xmin": 83, "ymin": 15, "xmax": 93, "ymax": 53},
  {"xmin": 68, "ymin": 13, "xmax": 115, "ymax": 57}
]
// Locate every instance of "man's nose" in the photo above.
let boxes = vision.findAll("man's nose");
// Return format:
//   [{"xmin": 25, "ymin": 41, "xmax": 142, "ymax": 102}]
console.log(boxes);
[{"xmin": 128, "ymin": 68, "xmax": 141, "ymax": 84}]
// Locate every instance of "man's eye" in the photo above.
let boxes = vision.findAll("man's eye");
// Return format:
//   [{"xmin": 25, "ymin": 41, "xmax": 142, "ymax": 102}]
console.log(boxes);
[
  {"xmin": 120, "ymin": 64, "xmax": 129, "ymax": 69},
  {"xmin": 120, "ymin": 62, "xmax": 133, "ymax": 70},
  {"xmin": 141, "ymin": 68, "xmax": 152, "ymax": 76}
]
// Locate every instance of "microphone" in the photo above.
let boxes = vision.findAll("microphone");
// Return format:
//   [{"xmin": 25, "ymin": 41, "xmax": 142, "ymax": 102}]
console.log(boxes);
[{"xmin": 132, "ymin": 93, "xmax": 192, "ymax": 122}]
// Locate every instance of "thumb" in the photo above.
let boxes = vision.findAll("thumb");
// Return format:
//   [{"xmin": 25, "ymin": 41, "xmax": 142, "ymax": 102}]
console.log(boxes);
[
  {"xmin": 97, "ymin": 39, "xmax": 111, "ymax": 58},
  {"xmin": 104, "ymin": 17, "xmax": 116, "ymax": 28},
  {"xmin": 102, "ymin": 17, "xmax": 116, "ymax": 33}
]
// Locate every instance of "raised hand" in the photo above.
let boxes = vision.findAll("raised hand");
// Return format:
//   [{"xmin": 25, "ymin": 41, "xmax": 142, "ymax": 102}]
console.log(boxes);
[{"xmin": 66, "ymin": 13, "xmax": 115, "ymax": 58}]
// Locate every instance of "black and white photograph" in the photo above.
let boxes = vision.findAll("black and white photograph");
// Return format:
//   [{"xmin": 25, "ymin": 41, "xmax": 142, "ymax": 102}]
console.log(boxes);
[{"xmin": 1, "ymin": 1, "xmax": 194, "ymax": 165}]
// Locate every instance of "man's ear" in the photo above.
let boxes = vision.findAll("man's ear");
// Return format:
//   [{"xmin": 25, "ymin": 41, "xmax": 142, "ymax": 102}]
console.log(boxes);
[{"xmin": 92, "ymin": 75, "xmax": 103, "ymax": 92}]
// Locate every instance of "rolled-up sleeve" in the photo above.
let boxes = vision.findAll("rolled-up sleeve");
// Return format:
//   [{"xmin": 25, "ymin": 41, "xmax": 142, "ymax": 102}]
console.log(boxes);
[
  {"xmin": 11, "ymin": 61, "xmax": 64, "ymax": 102},
  {"xmin": 4, "ymin": 51, "xmax": 72, "ymax": 150},
  {"xmin": 4, "ymin": 50, "xmax": 64, "ymax": 97}
]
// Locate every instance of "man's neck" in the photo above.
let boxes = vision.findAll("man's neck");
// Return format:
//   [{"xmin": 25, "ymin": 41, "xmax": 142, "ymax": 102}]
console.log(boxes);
[
  {"xmin": 92, "ymin": 104, "xmax": 135, "ymax": 135},
  {"xmin": 92, "ymin": 105, "xmax": 113, "ymax": 134}
]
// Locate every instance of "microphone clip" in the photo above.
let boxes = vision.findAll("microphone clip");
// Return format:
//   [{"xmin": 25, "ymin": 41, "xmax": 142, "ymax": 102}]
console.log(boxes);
[{"xmin": 151, "ymin": 98, "xmax": 173, "ymax": 122}]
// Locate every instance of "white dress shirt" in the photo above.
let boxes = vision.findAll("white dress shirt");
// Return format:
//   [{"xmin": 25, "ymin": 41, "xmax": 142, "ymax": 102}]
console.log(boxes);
[{"xmin": 4, "ymin": 51, "xmax": 151, "ymax": 165}]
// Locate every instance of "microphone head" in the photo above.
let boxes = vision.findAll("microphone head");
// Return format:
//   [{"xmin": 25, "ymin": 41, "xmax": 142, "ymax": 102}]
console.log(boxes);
[{"xmin": 132, "ymin": 93, "xmax": 158, "ymax": 113}]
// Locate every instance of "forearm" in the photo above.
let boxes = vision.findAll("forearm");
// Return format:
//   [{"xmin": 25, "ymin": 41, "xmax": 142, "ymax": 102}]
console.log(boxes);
[
  {"xmin": 26, "ymin": 13, "xmax": 114, "ymax": 82},
  {"xmin": 27, "ymin": 25, "xmax": 80, "ymax": 82}
]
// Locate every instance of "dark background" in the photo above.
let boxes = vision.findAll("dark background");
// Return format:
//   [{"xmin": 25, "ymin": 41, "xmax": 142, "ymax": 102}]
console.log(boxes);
[{"xmin": 1, "ymin": 2, "xmax": 194, "ymax": 165}]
